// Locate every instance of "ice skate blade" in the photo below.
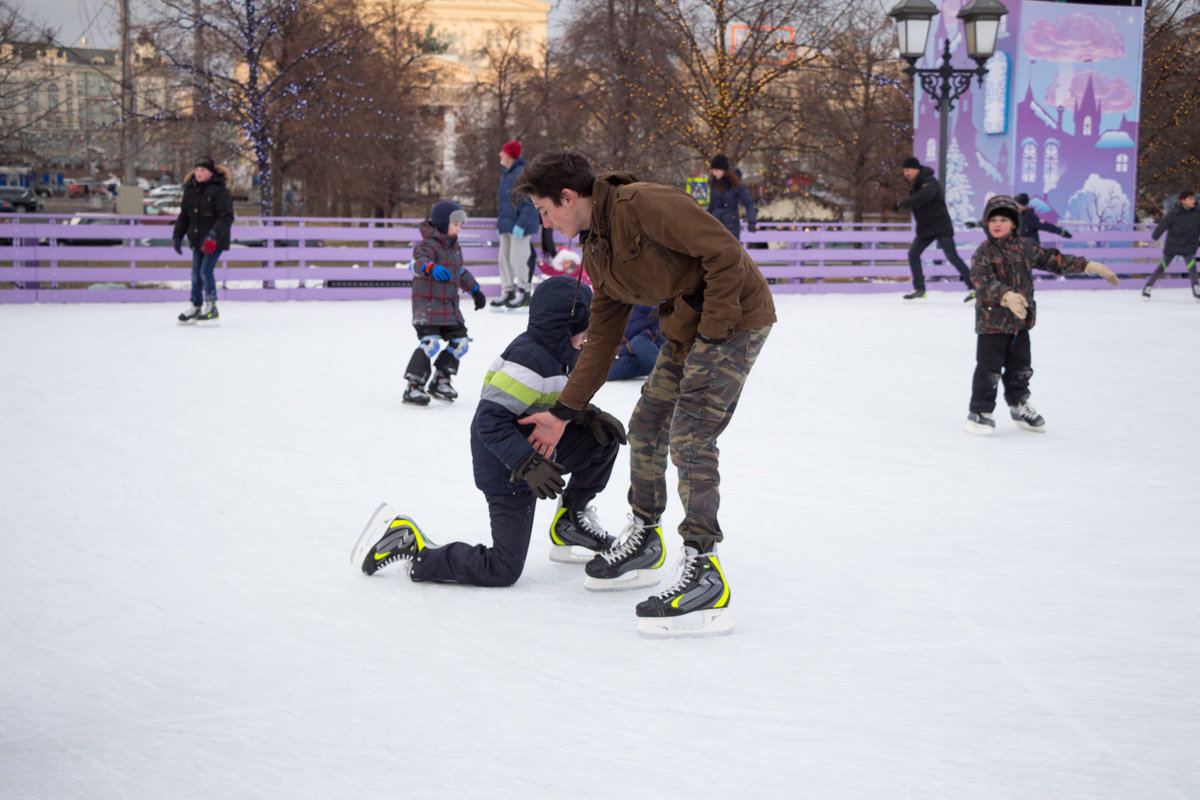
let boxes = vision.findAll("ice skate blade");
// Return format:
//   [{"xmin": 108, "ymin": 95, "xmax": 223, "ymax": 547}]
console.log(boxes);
[
  {"xmin": 1013, "ymin": 420, "xmax": 1046, "ymax": 433},
  {"xmin": 350, "ymin": 502, "xmax": 397, "ymax": 572},
  {"xmin": 583, "ymin": 569, "xmax": 660, "ymax": 592},
  {"xmin": 636, "ymin": 608, "xmax": 734, "ymax": 639},
  {"xmin": 964, "ymin": 420, "xmax": 995, "ymax": 436},
  {"xmin": 549, "ymin": 544, "xmax": 598, "ymax": 564}
]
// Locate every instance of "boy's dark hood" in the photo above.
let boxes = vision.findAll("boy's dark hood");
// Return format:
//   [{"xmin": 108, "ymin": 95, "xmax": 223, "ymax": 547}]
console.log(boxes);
[{"xmin": 527, "ymin": 275, "xmax": 592, "ymax": 368}]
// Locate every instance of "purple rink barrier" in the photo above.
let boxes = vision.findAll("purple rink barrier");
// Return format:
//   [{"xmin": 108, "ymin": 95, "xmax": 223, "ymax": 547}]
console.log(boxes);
[{"xmin": 0, "ymin": 214, "xmax": 1181, "ymax": 304}]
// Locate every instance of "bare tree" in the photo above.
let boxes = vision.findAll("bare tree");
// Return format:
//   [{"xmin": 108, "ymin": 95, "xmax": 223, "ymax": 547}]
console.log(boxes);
[
  {"xmin": 143, "ymin": 0, "xmax": 380, "ymax": 215},
  {"xmin": 1138, "ymin": 0, "xmax": 1200, "ymax": 216},
  {"xmin": 792, "ymin": 9, "xmax": 912, "ymax": 222},
  {"xmin": 612, "ymin": 0, "xmax": 854, "ymax": 171},
  {"xmin": 0, "ymin": 2, "xmax": 56, "ymax": 159},
  {"xmin": 453, "ymin": 23, "xmax": 541, "ymax": 215},
  {"xmin": 550, "ymin": 0, "xmax": 688, "ymax": 179}
]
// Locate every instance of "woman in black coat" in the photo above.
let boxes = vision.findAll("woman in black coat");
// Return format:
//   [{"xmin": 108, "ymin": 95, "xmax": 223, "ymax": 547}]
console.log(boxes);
[
  {"xmin": 173, "ymin": 156, "xmax": 234, "ymax": 323},
  {"xmin": 706, "ymin": 154, "xmax": 756, "ymax": 241}
]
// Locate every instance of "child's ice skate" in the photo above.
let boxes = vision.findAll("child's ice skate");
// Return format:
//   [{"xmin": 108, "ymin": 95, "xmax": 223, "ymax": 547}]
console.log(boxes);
[
  {"xmin": 1009, "ymin": 401, "xmax": 1046, "ymax": 432},
  {"xmin": 427, "ymin": 371, "xmax": 457, "ymax": 402},
  {"xmin": 548, "ymin": 500, "xmax": 615, "ymax": 563},
  {"xmin": 351, "ymin": 503, "xmax": 432, "ymax": 576},
  {"xmin": 964, "ymin": 411, "xmax": 995, "ymax": 435}
]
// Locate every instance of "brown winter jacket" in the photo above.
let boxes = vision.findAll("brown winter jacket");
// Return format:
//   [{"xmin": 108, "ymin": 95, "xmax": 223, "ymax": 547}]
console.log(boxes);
[
  {"xmin": 969, "ymin": 228, "xmax": 1087, "ymax": 335},
  {"xmin": 558, "ymin": 171, "xmax": 776, "ymax": 411}
]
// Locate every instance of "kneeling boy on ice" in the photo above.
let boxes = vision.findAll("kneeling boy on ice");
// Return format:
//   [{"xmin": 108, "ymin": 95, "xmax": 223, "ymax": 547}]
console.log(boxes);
[{"xmin": 352, "ymin": 276, "xmax": 627, "ymax": 586}]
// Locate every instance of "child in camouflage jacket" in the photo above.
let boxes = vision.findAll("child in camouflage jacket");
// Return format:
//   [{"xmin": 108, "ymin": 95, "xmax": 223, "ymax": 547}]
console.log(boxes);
[{"xmin": 964, "ymin": 195, "xmax": 1118, "ymax": 435}]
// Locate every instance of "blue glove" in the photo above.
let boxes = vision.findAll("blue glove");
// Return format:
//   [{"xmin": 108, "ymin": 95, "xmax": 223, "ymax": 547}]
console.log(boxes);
[
  {"xmin": 431, "ymin": 264, "xmax": 452, "ymax": 281},
  {"xmin": 172, "ymin": 237, "xmax": 183, "ymax": 255},
  {"xmin": 512, "ymin": 225, "xmax": 526, "ymax": 239}
]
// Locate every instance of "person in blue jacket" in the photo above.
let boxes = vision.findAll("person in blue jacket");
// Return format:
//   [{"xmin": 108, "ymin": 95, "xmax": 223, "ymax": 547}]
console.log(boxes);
[
  {"xmin": 706, "ymin": 154, "xmax": 756, "ymax": 241},
  {"xmin": 607, "ymin": 305, "xmax": 666, "ymax": 381},
  {"xmin": 492, "ymin": 140, "xmax": 540, "ymax": 310},
  {"xmin": 351, "ymin": 276, "xmax": 629, "ymax": 586}
]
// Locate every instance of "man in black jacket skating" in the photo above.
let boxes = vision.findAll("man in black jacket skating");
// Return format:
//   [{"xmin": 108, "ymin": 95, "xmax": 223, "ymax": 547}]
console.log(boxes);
[
  {"xmin": 1142, "ymin": 191, "xmax": 1200, "ymax": 300},
  {"xmin": 895, "ymin": 156, "xmax": 973, "ymax": 302}
]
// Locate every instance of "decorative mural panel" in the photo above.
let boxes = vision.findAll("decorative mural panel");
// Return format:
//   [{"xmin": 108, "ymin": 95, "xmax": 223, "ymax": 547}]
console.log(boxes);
[{"xmin": 913, "ymin": 0, "xmax": 1145, "ymax": 227}]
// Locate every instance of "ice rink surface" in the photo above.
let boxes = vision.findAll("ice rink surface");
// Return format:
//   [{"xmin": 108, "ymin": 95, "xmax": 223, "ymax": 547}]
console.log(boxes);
[{"xmin": 2, "ymin": 288, "xmax": 1197, "ymax": 799}]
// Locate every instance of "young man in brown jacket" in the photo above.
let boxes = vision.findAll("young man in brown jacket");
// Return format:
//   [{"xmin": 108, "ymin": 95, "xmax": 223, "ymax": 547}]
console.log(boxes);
[{"xmin": 514, "ymin": 151, "xmax": 776, "ymax": 637}]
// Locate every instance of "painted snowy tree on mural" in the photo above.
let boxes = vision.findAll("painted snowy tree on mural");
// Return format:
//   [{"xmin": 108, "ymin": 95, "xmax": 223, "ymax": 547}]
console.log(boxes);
[
  {"xmin": 944, "ymin": 138, "xmax": 976, "ymax": 225},
  {"xmin": 1065, "ymin": 173, "xmax": 1132, "ymax": 228}
]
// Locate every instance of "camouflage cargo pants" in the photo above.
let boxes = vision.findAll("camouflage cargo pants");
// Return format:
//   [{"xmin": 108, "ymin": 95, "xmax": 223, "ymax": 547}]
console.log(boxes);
[{"xmin": 626, "ymin": 325, "xmax": 771, "ymax": 549}]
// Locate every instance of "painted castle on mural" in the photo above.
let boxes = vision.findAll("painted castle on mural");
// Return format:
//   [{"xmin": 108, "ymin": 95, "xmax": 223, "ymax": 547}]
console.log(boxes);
[{"xmin": 914, "ymin": 0, "xmax": 1144, "ymax": 227}]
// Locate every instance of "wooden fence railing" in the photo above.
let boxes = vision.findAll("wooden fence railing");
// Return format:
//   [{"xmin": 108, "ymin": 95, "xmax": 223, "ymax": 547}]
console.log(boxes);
[{"xmin": 0, "ymin": 214, "xmax": 1184, "ymax": 304}]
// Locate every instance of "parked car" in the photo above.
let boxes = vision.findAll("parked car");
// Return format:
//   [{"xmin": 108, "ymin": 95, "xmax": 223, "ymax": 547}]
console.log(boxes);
[
  {"xmin": 0, "ymin": 187, "xmax": 44, "ymax": 212},
  {"xmin": 147, "ymin": 184, "xmax": 182, "ymax": 199},
  {"xmin": 52, "ymin": 215, "xmax": 128, "ymax": 246},
  {"xmin": 33, "ymin": 184, "xmax": 59, "ymax": 198},
  {"xmin": 0, "ymin": 198, "xmax": 14, "ymax": 213},
  {"xmin": 143, "ymin": 197, "xmax": 181, "ymax": 216},
  {"xmin": 67, "ymin": 181, "xmax": 109, "ymax": 199}
]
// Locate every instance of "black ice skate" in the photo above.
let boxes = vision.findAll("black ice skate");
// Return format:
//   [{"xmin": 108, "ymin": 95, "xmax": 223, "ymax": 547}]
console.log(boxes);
[
  {"xmin": 583, "ymin": 512, "xmax": 664, "ymax": 591},
  {"xmin": 1009, "ymin": 401, "xmax": 1046, "ymax": 433},
  {"xmin": 350, "ymin": 503, "xmax": 432, "ymax": 576},
  {"xmin": 903, "ymin": 289, "xmax": 926, "ymax": 301},
  {"xmin": 197, "ymin": 300, "xmax": 219, "ymax": 324},
  {"xmin": 177, "ymin": 303, "xmax": 201, "ymax": 325},
  {"xmin": 504, "ymin": 288, "xmax": 530, "ymax": 312},
  {"xmin": 427, "ymin": 371, "xmax": 457, "ymax": 402},
  {"xmin": 490, "ymin": 289, "xmax": 515, "ymax": 310},
  {"xmin": 964, "ymin": 411, "xmax": 995, "ymax": 436},
  {"xmin": 403, "ymin": 381, "xmax": 431, "ymax": 406},
  {"xmin": 548, "ymin": 500, "xmax": 615, "ymax": 563},
  {"xmin": 635, "ymin": 543, "xmax": 733, "ymax": 638}
]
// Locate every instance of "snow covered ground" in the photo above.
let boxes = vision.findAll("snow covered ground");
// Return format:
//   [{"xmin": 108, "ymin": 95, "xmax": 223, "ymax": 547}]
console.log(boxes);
[{"xmin": 1, "ymin": 289, "xmax": 1197, "ymax": 799}]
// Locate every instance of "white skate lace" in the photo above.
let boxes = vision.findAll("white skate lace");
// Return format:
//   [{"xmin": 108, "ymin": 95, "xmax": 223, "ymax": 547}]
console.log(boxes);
[
  {"xmin": 575, "ymin": 505, "xmax": 606, "ymax": 543},
  {"xmin": 650, "ymin": 548, "xmax": 702, "ymax": 601},
  {"xmin": 600, "ymin": 514, "xmax": 650, "ymax": 565}
]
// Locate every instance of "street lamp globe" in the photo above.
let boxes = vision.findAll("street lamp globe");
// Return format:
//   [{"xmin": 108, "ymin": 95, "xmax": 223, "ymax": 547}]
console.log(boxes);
[
  {"xmin": 957, "ymin": 0, "xmax": 1009, "ymax": 64},
  {"xmin": 886, "ymin": 0, "xmax": 940, "ymax": 62}
]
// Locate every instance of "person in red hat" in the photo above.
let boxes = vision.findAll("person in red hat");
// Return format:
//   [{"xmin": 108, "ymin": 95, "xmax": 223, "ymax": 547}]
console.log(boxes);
[{"xmin": 493, "ymin": 140, "xmax": 539, "ymax": 311}]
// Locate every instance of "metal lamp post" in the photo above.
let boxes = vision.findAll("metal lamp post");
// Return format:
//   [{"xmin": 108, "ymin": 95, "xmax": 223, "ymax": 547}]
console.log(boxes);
[{"xmin": 887, "ymin": 0, "xmax": 1009, "ymax": 183}]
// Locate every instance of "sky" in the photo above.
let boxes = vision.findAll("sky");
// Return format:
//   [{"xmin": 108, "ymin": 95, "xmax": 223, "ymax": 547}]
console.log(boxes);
[
  {"xmin": 15, "ymin": 0, "xmax": 120, "ymax": 48},
  {"xmin": 20, "ymin": 0, "xmax": 577, "ymax": 51},
  {"xmin": 1, "ymin": 288, "xmax": 1197, "ymax": 798}
]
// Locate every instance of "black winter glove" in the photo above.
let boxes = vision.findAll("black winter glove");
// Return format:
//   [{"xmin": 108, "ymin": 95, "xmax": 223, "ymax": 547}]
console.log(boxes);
[
  {"xmin": 1062, "ymin": 230, "xmax": 1073, "ymax": 239},
  {"xmin": 963, "ymin": 220, "xmax": 979, "ymax": 229},
  {"xmin": 514, "ymin": 451, "xmax": 565, "ymax": 500},
  {"xmin": 172, "ymin": 237, "xmax": 183, "ymax": 255},
  {"xmin": 580, "ymin": 405, "xmax": 627, "ymax": 446},
  {"xmin": 472, "ymin": 289, "xmax": 486, "ymax": 310}
]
